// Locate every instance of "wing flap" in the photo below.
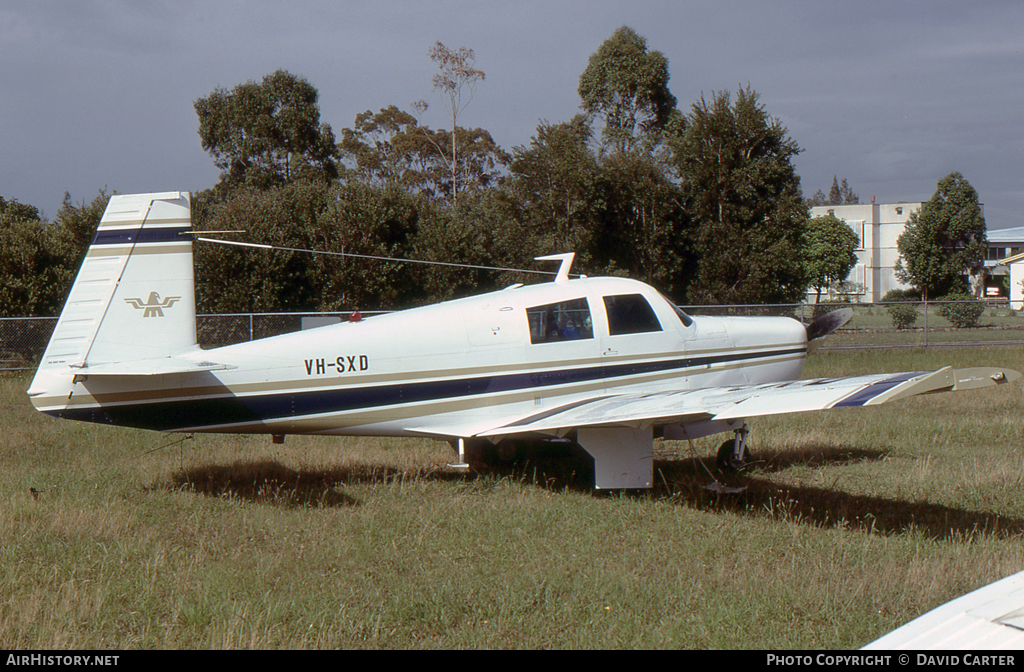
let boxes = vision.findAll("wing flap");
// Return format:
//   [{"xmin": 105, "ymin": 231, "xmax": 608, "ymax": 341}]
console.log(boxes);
[{"xmin": 476, "ymin": 393, "xmax": 713, "ymax": 438}]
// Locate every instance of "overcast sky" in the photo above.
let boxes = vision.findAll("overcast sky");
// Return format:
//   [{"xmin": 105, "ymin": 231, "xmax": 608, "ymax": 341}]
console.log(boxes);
[{"xmin": 2, "ymin": 1, "xmax": 1022, "ymax": 229}]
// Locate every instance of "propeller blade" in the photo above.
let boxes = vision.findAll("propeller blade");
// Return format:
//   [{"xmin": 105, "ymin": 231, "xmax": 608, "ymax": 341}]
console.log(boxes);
[{"xmin": 805, "ymin": 307, "xmax": 853, "ymax": 341}]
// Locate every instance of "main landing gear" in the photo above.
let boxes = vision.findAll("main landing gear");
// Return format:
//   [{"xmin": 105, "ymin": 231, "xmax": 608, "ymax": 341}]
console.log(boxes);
[{"xmin": 716, "ymin": 424, "xmax": 751, "ymax": 472}]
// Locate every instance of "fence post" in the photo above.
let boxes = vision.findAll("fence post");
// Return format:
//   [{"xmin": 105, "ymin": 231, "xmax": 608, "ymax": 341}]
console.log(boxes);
[
  {"xmin": 249, "ymin": 314, "xmax": 254, "ymax": 342},
  {"xmin": 923, "ymin": 299, "xmax": 928, "ymax": 347}
]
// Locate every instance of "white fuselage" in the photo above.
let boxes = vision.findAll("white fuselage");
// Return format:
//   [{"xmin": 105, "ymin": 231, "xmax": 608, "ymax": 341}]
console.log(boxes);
[
  {"xmin": 32, "ymin": 275, "xmax": 808, "ymax": 437},
  {"xmin": 30, "ymin": 192, "xmax": 1018, "ymax": 490}
]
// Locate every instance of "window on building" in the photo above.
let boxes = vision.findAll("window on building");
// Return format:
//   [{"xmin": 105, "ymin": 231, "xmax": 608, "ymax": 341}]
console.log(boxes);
[
  {"xmin": 845, "ymin": 220, "xmax": 865, "ymax": 250},
  {"xmin": 526, "ymin": 298, "xmax": 593, "ymax": 344},
  {"xmin": 603, "ymin": 294, "xmax": 663, "ymax": 335}
]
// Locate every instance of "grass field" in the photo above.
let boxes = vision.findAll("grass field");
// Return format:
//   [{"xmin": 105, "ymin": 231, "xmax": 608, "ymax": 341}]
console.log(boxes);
[{"xmin": 2, "ymin": 346, "xmax": 1023, "ymax": 649}]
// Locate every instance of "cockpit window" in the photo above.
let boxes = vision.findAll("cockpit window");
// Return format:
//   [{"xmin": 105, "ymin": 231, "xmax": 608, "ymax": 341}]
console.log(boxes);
[
  {"xmin": 526, "ymin": 298, "xmax": 594, "ymax": 344},
  {"xmin": 603, "ymin": 294, "xmax": 662, "ymax": 335}
]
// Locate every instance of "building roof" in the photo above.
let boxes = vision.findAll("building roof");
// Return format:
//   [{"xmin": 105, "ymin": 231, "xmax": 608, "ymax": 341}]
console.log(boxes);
[{"xmin": 987, "ymin": 226, "xmax": 1024, "ymax": 244}]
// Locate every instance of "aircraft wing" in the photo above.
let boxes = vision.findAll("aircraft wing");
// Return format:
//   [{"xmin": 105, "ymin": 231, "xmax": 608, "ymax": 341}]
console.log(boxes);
[
  {"xmin": 471, "ymin": 367, "xmax": 1017, "ymax": 439},
  {"xmin": 862, "ymin": 569, "xmax": 1024, "ymax": 649}
]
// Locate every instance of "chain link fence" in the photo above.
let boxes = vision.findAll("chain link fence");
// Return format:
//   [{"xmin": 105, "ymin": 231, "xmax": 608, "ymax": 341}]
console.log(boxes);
[
  {"xmin": 681, "ymin": 301, "xmax": 1024, "ymax": 350},
  {"xmin": 2, "ymin": 303, "xmax": 1021, "ymax": 371}
]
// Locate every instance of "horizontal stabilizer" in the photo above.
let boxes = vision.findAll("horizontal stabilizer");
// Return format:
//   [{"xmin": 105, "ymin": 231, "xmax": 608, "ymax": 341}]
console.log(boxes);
[{"xmin": 69, "ymin": 357, "xmax": 235, "ymax": 377}]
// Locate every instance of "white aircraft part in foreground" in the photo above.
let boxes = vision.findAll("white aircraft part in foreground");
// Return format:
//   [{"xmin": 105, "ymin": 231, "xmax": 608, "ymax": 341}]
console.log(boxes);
[
  {"xmin": 27, "ymin": 192, "xmax": 1021, "ymax": 489},
  {"xmin": 863, "ymin": 570, "xmax": 1024, "ymax": 650}
]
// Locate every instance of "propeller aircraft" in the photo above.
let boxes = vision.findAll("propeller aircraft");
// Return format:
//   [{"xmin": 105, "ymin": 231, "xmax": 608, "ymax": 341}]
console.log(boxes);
[{"xmin": 27, "ymin": 192, "xmax": 1021, "ymax": 489}]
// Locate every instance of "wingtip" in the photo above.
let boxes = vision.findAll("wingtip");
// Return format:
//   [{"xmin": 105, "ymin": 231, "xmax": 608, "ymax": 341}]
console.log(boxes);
[{"xmin": 952, "ymin": 367, "xmax": 1022, "ymax": 391}]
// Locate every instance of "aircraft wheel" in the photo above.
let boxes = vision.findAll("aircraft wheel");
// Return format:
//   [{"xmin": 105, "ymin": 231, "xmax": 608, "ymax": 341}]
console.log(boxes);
[
  {"xmin": 716, "ymin": 439, "xmax": 750, "ymax": 472},
  {"xmin": 496, "ymin": 441, "xmax": 520, "ymax": 462}
]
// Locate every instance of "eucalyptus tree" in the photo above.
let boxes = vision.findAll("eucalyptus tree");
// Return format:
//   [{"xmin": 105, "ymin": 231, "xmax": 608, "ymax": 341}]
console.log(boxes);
[
  {"xmin": 572, "ymin": 27, "xmax": 692, "ymax": 297},
  {"xmin": 507, "ymin": 115, "xmax": 602, "ymax": 262},
  {"xmin": 338, "ymin": 105, "xmax": 423, "ymax": 188},
  {"xmin": 0, "ymin": 198, "xmax": 56, "ymax": 316},
  {"xmin": 308, "ymin": 181, "xmax": 423, "ymax": 311},
  {"xmin": 414, "ymin": 42, "xmax": 487, "ymax": 206},
  {"xmin": 339, "ymin": 105, "xmax": 508, "ymax": 201},
  {"xmin": 192, "ymin": 181, "xmax": 335, "ymax": 314},
  {"xmin": 592, "ymin": 150, "xmax": 688, "ymax": 295},
  {"xmin": 195, "ymin": 70, "xmax": 339, "ymax": 190},
  {"xmin": 577, "ymin": 26, "xmax": 677, "ymax": 155}
]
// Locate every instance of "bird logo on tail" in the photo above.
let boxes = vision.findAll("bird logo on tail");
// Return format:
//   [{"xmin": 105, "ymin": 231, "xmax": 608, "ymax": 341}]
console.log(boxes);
[{"xmin": 124, "ymin": 291, "xmax": 181, "ymax": 318}]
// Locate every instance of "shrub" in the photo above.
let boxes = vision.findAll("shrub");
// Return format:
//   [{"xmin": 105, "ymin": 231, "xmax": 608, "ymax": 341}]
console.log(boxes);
[
  {"xmin": 881, "ymin": 288, "xmax": 921, "ymax": 303},
  {"xmin": 937, "ymin": 291, "xmax": 984, "ymax": 329},
  {"xmin": 887, "ymin": 303, "xmax": 918, "ymax": 330}
]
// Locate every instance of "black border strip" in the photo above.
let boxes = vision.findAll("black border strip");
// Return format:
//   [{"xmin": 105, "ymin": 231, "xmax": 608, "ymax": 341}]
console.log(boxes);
[{"xmin": 91, "ymin": 226, "xmax": 192, "ymax": 246}]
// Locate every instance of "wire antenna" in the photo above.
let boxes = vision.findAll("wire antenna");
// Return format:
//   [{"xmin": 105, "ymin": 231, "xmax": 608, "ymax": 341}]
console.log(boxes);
[{"xmin": 194, "ymin": 237, "xmax": 581, "ymax": 278}]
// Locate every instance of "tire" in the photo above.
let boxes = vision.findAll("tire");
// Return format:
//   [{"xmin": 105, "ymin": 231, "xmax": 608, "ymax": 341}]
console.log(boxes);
[{"xmin": 716, "ymin": 438, "xmax": 751, "ymax": 471}]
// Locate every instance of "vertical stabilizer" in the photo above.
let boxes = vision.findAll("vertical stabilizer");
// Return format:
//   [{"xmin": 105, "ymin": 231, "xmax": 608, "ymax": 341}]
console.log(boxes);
[{"xmin": 36, "ymin": 192, "xmax": 196, "ymax": 372}]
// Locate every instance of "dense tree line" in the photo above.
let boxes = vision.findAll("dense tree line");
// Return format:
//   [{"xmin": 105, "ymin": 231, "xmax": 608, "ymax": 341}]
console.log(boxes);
[
  {"xmin": 3, "ymin": 27, "xmax": 977, "ymax": 318},
  {"xmin": 187, "ymin": 27, "xmax": 816, "ymax": 313},
  {"xmin": 0, "ymin": 193, "xmax": 108, "ymax": 317}
]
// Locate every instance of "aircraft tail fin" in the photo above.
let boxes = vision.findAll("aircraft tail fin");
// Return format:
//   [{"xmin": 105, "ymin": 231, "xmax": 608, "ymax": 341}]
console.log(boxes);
[{"xmin": 35, "ymin": 192, "xmax": 197, "ymax": 373}]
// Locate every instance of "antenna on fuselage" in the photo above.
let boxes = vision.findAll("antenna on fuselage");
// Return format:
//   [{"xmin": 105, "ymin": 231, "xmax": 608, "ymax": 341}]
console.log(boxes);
[
  {"xmin": 535, "ymin": 253, "xmax": 576, "ymax": 284},
  {"xmin": 195, "ymin": 238, "xmax": 579, "ymax": 280}
]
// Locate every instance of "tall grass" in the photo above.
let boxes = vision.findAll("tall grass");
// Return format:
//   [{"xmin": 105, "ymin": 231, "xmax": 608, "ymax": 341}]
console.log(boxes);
[{"xmin": 1, "ymin": 346, "xmax": 1022, "ymax": 648}]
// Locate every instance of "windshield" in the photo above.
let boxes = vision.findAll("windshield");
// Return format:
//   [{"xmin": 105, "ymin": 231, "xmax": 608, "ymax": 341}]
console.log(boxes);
[{"xmin": 658, "ymin": 292, "xmax": 693, "ymax": 327}]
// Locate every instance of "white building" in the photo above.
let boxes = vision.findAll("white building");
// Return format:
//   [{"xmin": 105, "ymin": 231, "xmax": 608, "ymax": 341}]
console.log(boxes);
[
  {"xmin": 986, "ymin": 226, "xmax": 1024, "ymax": 263},
  {"xmin": 809, "ymin": 201, "xmax": 924, "ymax": 303},
  {"xmin": 983, "ymin": 227, "xmax": 1024, "ymax": 302},
  {"xmin": 997, "ymin": 249, "xmax": 1024, "ymax": 309}
]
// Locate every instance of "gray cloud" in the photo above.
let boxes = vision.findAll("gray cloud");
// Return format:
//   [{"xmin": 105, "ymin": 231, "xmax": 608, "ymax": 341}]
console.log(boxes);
[{"xmin": 2, "ymin": 1, "xmax": 1021, "ymax": 228}]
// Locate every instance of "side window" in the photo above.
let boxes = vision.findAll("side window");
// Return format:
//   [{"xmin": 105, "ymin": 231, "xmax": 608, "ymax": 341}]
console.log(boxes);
[
  {"xmin": 526, "ymin": 298, "xmax": 593, "ymax": 344},
  {"xmin": 603, "ymin": 294, "xmax": 662, "ymax": 335}
]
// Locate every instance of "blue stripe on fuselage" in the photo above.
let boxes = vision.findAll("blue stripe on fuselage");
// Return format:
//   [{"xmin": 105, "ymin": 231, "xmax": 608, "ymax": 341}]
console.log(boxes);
[{"xmin": 51, "ymin": 346, "xmax": 806, "ymax": 431}]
